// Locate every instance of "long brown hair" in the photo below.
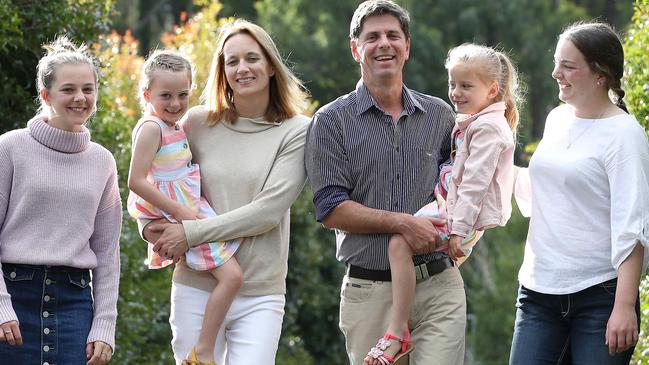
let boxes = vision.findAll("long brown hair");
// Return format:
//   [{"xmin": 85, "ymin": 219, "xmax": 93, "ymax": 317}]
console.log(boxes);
[
  {"xmin": 201, "ymin": 19, "xmax": 307, "ymax": 125},
  {"xmin": 560, "ymin": 21, "xmax": 627, "ymax": 113}
]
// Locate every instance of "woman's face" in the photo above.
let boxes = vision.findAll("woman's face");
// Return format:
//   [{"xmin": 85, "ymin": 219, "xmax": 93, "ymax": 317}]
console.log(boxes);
[
  {"xmin": 40, "ymin": 63, "xmax": 97, "ymax": 132},
  {"xmin": 551, "ymin": 38, "xmax": 602, "ymax": 109},
  {"xmin": 223, "ymin": 33, "xmax": 274, "ymax": 102}
]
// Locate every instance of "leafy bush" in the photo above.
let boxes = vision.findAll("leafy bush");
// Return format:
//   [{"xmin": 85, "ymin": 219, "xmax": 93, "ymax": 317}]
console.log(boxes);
[
  {"xmin": 0, "ymin": 0, "xmax": 114, "ymax": 133},
  {"xmin": 625, "ymin": 3, "xmax": 649, "ymax": 364}
]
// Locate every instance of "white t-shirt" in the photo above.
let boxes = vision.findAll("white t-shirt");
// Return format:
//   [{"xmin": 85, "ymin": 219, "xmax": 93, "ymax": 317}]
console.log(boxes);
[{"xmin": 516, "ymin": 104, "xmax": 649, "ymax": 294}]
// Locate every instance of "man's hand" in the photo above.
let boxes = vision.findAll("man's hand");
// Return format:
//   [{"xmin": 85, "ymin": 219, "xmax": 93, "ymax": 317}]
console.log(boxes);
[
  {"xmin": 397, "ymin": 215, "xmax": 445, "ymax": 255},
  {"xmin": 149, "ymin": 222, "xmax": 190, "ymax": 263}
]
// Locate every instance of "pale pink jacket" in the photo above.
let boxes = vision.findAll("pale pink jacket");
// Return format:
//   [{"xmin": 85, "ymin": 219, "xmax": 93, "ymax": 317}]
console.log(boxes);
[{"xmin": 446, "ymin": 101, "xmax": 515, "ymax": 237}]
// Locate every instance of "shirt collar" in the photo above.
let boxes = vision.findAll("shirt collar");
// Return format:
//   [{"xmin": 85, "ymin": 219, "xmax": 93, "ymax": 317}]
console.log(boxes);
[
  {"xmin": 355, "ymin": 79, "xmax": 426, "ymax": 118},
  {"xmin": 455, "ymin": 101, "xmax": 507, "ymax": 130}
]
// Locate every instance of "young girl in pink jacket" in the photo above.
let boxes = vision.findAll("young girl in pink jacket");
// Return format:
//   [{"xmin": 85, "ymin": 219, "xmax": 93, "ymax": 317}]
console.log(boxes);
[{"xmin": 364, "ymin": 43, "xmax": 520, "ymax": 365}]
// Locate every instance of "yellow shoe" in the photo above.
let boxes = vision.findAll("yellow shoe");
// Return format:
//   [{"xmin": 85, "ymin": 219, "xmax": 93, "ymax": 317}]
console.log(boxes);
[{"xmin": 184, "ymin": 347, "xmax": 216, "ymax": 365}]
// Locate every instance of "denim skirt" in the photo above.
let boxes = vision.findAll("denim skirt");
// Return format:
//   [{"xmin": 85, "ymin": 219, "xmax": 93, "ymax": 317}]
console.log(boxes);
[{"xmin": 0, "ymin": 263, "xmax": 93, "ymax": 365}]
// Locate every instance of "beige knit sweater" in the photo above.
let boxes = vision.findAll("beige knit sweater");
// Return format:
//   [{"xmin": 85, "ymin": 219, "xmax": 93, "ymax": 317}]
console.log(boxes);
[{"xmin": 141, "ymin": 106, "xmax": 308, "ymax": 296}]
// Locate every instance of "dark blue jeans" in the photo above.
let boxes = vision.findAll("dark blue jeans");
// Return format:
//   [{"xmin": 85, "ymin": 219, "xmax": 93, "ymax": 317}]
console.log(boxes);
[
  {"xmin": 509, "ymin": 279, "xmax": 640, "ymax": 365},
  {"xmin": 0, "ymin": 263, "xmax": 93, "ymax": 365}
]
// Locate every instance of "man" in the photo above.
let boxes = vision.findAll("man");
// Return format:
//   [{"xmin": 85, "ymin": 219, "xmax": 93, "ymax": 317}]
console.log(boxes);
[{"xmin": 305, "ymin": 1, "xmax": 465, "ymax": 364}]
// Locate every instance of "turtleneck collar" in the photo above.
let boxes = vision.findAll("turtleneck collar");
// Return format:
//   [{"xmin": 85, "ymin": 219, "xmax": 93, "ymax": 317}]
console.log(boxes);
[
  {"xmin": 27, "ymin": 116, "xmax": 91, "ymax": 153},
  {"xmin": 222, "ymin": 116, "xmax": 282, "ymax": 134}
]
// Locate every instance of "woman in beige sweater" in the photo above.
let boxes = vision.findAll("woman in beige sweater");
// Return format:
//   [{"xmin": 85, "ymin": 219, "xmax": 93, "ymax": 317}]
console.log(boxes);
[{"xmin": 141, "ymin": 20, "xmax": 309, "ymax": 365}]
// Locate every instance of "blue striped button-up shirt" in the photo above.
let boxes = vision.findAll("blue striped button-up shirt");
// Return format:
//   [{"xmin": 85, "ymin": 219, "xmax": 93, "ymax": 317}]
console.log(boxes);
[{"xmin": 306, "ymin": 80, "xmax": 455, "ymax": 270}]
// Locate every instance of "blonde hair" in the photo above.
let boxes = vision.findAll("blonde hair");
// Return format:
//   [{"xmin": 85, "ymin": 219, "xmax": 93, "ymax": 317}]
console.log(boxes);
[
  {"xmin": 36, "ymin": 36, "xmax": 99, "ymax": 114},
  {"xmin": 138, "ymin": 50, "xmax": 194, "ymax": 112},
  {"xmin": 201, "ymin": 19, "xmax": 307, "ymax": 125},
  {"xmin": 445, "ymin": 43, "xmax": 522, "ymax": 134}
]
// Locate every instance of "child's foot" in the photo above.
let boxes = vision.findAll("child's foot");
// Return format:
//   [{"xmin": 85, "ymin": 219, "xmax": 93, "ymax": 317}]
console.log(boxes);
[
  {"xmin": 364, "ymin": 331, "xmax": 413, "ymax": 365},
  {"xmin": 183, "ymin": 346, "xmax": 216, "ymax": 365}
]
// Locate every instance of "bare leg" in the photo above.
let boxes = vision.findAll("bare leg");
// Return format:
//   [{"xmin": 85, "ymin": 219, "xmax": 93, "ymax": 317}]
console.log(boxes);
[
  {"xmin": 188, "ymin": 257, "xmax": 243, "ymax": 364},
  {"xmin": 365, "ymin": 234, "xmax": 414, "ymax": 365}
]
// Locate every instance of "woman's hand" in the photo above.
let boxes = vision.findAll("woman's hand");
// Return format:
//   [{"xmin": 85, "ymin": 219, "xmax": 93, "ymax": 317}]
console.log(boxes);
[
  {"xmin": 86, "ymin": 340, "xmax": 113, "ymax": 364},
  {"xmin": 605, "ymin": 302, "xmax": 638, "ymax": 355},
  {"xmin": 606, "ymin": 242, "xmax": 644, "ymax": 355},
  {"xmin": 0, "ymin": 320, "xmax": 22, "ymax": 346},
  {"xmin": 150, "ymin": 222, "xmax": 190, "ymax": 263}
]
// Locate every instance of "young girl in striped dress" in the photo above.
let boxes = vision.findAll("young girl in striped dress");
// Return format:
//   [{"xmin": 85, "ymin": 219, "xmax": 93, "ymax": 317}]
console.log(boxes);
[{"xmin": 127, "ymin": 50, "xmax": 242, "ymax": 365}]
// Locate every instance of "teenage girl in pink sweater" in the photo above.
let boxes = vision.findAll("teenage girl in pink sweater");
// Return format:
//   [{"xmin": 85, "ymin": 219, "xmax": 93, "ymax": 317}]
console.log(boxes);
[{"xmin": 0, "ymin": 36, "xmax": 121, "ymax": 365}]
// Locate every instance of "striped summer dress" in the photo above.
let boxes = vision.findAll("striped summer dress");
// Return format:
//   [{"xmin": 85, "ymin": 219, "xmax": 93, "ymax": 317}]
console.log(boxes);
[
  {"xmin": 414, "ymin": 126, "xmax": 482, "ymax": 265},
  {"xmin": 127, "ymin": 115, "xmax": 240, "ymax": 270}
]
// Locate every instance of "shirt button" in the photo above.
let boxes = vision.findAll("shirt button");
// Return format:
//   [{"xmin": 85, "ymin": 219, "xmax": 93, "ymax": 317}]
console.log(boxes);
[
  {"xmin": 45, "ymin": 278, "xmax": 52, "ymax": 285},
  {"xmin": 183, "ymin": 143, "xmax": 188, "ymax": 149},
  {"xmin": 44, "ymin": 295, "xmax": 50, "ymax": 302},
  {"xmin": 43, "ymin": 345, "xmax": 50, "ymax": 352},
  {"xmin": 174, "ymin": 125, "xmax": 180, "ymax": 130},
  {"xmin": 9, "ymin": 272, "xmax": 16, "ymax": 279},
  {"xmin": 43, "ymin": 311, "xmax": 49, "ymax": 318},
  {"xmin": 396, "ymin": 174, "xmax": 400, "ymax": 180},
  {"xmin": 44, "ymin": 328, "xmax": 50, "ymax": 335}
]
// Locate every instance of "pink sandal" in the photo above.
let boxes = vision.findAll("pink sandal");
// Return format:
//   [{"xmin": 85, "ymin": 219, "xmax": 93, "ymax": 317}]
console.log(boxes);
[{"xmin": 365, "ymin": 331, "xmax": 414, "ymax": 365}]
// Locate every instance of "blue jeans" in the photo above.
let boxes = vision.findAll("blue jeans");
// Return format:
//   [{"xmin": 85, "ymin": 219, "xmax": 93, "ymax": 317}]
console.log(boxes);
[
  {"xmin": 509, "ymin": 279, "xmax": 639, "ymax": 365},
  {"xmin": 0, "ymin": 263, "xmax": 93, "ymax": 365}
]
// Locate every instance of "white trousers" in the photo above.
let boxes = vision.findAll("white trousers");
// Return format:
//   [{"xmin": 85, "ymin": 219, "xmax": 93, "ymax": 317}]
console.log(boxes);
[{"xmin": 169, "ymin": 282, "xmax": 285, "ymax": 365}]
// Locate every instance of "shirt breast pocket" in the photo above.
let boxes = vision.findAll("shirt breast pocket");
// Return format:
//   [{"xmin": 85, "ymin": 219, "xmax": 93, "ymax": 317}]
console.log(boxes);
[{"xmin": 415, "ymin": 147, "xmax": 438, "ymax": 193}]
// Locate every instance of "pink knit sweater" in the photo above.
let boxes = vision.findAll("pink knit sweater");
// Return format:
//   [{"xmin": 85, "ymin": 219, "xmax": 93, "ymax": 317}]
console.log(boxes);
[{"xmin": 0, "ymin": 117, "xmax": 122, "ymax": 349}]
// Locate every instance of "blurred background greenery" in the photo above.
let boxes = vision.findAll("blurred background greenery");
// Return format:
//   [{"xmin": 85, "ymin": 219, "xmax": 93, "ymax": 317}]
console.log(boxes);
[{"xmin": 1, "ymin": 1, "xmax": 648, "ymax": 364}]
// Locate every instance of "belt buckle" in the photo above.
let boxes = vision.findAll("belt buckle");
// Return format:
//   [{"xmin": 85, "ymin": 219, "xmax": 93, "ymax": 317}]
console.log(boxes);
[
  {"xmin": 415, "ymin": 258, "xmax": 452, "ymax": 282},
  {"xmin": 414, "ymin": 262, "xmax": 430, "ymax": 282}
]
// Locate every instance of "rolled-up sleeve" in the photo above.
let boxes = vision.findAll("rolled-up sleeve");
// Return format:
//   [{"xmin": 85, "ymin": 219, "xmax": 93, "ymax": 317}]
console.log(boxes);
[
  {"xmin": 606, "ymin": 121, "xmax": 649, "ymax": 270},
  {"xmin": 305, "ymin": 111, "xmax": 351, "ymax": 222}
]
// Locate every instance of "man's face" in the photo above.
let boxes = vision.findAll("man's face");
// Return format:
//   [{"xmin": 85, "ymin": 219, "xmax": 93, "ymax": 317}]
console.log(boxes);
[{"xmin": 351, "ymin": 14, "xmax": 410, "ymax": 84}]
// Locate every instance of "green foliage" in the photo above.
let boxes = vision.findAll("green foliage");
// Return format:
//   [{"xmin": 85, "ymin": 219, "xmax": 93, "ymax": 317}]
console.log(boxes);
[
  {"xmin": 0, "ymin": 0, "xmax": 115, "ymax": 133},
  {"xmin": 281, "ymin": 187, "xmax": 345, "ymax": 365},
  {"xmin": 255, "ymin": 0, "xmax": 360, "ymax": 107},
  {"xmin": 624, "ymin": 2, "xmax": 649, "ymax": 131},
  {"xmin": 624, "ymin": 4, "xmax": 649, "ymax": 364}
]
